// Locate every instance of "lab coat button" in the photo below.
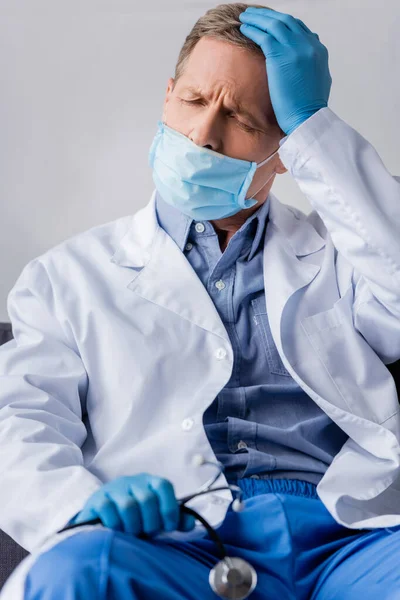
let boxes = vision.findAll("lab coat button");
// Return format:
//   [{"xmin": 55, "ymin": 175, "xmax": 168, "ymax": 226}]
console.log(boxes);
[
  {"xmin": 181, "ymin": 418, "xmax": 194, "ymax": 431},
  {"xmin": 237, "ymin": 440, "xmax": 247, "ymax": 449},
  {"xmin": 185, "ymin": 243, "xmax": 193, "ymax": 251},
  {"xmin": 215, "ymin": 280, "xmax": 226, "ymax": 291},
  {"xmin": 195, "ymin": 223, "xmax": 205, "ymax": 233},
  {"xmin": 192, "ymin": 454, "xmax": 205, "ymax": 467},
  {"xmin": 215, "ymin": 348, "xmax": 227, "ymax": 360}
]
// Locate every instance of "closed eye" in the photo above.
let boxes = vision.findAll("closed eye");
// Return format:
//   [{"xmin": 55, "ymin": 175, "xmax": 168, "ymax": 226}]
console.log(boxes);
[
  {"xmin": 179, "ymin": 98, "xmax": 258, "ymax": 133},
  {"xmin": 179, "ymin": 98, "xmax": 206, "ymax": 107},
  {"xmin": 230, "ymin": 116, "xmax": 256, "ymax": 133}
]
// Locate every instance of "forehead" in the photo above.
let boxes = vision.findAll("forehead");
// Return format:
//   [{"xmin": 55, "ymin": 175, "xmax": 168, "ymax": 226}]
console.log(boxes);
[{"xmin": 177, "ymin": 37, "xmax": 274, "ymax": 122}]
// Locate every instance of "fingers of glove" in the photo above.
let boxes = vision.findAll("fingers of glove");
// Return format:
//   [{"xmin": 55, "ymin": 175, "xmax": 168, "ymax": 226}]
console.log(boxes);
[
  {"xmin": 131, "ymin": 483, "xmax": 164, "ymax": 536},
  {"xmin": 294, "ymin": 17, "xmax": 320, "ymax": 40},
  {"xmin": 240, "ymin": 12, "xmax": 292, "ymax": 45},
  {"xmin": 239, "ymin": 24, "xmax": 278, "ymax": 56},
  {"xmin": 241, "ymin": 7, "xmax": 305, "ymax": 36},
  {"xmin": 242, "ymin": 7, "xmax": 320, "ymax": 42},
  {"xmin": 177, "ymin": 510, "xmax": 196, "ymax": 532},
  {"xmin": 110, "ymin": 491, "xmax": 143, "ymax": 536},
  {"xmin": 148, "ymin": 477, "xmax": 180, "ymax": 532},
  {"xmin": 85, "ymin": 494, "xmax": 124, "ymax": 531}
]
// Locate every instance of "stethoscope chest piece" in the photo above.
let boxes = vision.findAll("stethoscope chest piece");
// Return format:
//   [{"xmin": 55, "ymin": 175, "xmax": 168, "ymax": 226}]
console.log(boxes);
[{"xmin": 209, "ymin": 556, "xmax": 257, "ymax": 599}]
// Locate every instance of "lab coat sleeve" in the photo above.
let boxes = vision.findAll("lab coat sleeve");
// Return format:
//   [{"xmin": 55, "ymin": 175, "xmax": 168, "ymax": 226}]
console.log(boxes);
[
  {"xmin": 277, "ymin": 107, "xmax": 400, "ymax": 363},
  {"xmin": 0, "ymin": 258, "xmax": 103, "ymax": 553}
]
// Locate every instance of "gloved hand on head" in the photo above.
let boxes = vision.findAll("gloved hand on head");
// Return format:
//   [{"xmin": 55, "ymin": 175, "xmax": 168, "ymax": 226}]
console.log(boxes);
[{"xmin": 239, "ymin": 7, "xmax": 332, "ymax": 137}]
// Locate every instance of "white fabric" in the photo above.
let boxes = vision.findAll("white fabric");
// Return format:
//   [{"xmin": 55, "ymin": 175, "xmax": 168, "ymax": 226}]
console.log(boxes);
[{"xmin": 1, "ymin": 106, "xmax": 400, "ymax": 598}]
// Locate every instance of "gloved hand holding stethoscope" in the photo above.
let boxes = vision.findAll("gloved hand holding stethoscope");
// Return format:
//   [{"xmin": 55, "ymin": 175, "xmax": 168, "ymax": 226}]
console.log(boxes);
[{"xmin": 57, "ymin": 457, "xmax": 256, "ymax": 600}]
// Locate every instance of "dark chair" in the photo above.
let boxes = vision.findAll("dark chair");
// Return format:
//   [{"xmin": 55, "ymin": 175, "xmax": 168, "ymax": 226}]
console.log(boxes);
[{"xmin": 0, "ymin": 321, "xmax": 400, "ymax": 590}]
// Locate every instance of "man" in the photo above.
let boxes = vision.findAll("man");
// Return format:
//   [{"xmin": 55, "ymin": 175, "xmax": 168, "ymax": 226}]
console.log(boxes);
[{"xmin": 1, "ymin": 3, "xmax": 400, "ymax": 599}]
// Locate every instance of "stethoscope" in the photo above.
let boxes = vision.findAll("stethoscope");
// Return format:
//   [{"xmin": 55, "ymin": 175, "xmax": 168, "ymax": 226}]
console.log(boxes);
[{"xmin": 57, "ymin": 455, "xmax": 257, "ymax": 599}]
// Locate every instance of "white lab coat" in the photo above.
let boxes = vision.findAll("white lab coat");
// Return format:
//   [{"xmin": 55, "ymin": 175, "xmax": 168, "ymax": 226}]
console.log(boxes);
[{"xmin": 1, "ymin": 107, "xmax": 400, "ymax": 598}]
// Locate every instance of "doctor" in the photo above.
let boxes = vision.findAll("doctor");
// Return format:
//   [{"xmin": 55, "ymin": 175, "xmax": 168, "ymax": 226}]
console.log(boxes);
[{"xmin": 1, "ymin": 2, "xmax": 400, "ymax": 599}]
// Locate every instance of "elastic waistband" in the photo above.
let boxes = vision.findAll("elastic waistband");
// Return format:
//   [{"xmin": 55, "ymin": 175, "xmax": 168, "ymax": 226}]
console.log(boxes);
[{"xmin": 236, "ymin": 477, "xmax": 320, "ymax": 500}]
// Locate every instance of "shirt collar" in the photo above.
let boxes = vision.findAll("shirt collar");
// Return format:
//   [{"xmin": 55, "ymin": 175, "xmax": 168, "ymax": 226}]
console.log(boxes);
[{"xmin": 155, "ymin": 189, "xmax": 270, "ymax": 261}]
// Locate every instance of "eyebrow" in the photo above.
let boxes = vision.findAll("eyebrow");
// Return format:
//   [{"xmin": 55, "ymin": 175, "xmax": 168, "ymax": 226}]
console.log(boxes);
[{"xmin": 182, "ymin": 85, "xmax": 268, "ymax": 130}]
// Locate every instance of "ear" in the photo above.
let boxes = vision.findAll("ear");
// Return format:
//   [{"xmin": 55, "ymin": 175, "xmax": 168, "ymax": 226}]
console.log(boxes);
[
  {"xmin": 275, "ymin": 155, "xmax": 288, "ymax": 175},
  {"xmin": 162, "ymin": 77, "xmax": 175, "ymax": 122}
]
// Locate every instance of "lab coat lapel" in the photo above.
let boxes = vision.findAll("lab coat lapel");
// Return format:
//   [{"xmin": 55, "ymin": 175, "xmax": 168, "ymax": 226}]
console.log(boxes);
[
  {"xmin": 111, "ymin": 190, "xmax": 324, "ymax": 342},
  {"xmin": 110, "ymin": 190, "xmax": 231, "ymax": 343},
  {"xmin": 262, "ymin": 192, "xmax": 324, "ymax": 347},
  {"xmin": 111, "ymin": 190, "xmax": 326, "ymax": 348},
  {"xmin": 264, "ymin": 194, "xmax": 400, "ymax": 462}
]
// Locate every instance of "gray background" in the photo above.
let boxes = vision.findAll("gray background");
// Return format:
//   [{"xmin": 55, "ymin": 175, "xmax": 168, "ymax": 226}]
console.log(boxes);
[{"xmin": 0, "ymin": 0, "xmax": 398, "ymax": 321}]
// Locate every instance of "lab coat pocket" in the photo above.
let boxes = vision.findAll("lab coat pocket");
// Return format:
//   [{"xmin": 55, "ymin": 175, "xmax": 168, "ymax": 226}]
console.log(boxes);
[
  {"xmin": 251, "ymin": 296, "xmax": 292, "ymax": 377},
  {"xmin": 298, "ymin": 285, "xmax": 399, "ymax": 423},
  {"xmin": 300, "ymin": 285, "xmax": 353, "ymax": 342}
]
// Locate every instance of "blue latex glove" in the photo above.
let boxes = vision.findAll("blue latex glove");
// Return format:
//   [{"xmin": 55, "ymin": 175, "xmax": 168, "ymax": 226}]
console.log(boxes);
[
  {"xmin": 239, "ymin": 7, "xmax": 332, "ymax": 136},
  {"xmin": 67, "ymin": 473, "xmax": 196, "ymax": 536}
]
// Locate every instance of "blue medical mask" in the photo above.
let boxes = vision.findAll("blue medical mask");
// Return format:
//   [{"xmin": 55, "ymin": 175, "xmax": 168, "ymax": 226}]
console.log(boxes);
[{"xmin": 148, "ymin": 120, "xmax": 280, "ymax": 220}]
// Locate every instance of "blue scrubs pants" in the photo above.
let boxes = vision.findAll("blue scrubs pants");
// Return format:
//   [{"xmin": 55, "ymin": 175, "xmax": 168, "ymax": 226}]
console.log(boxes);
[{"xmin": 24, "ymin": 478, "xmax": 400, "ymax": 599}]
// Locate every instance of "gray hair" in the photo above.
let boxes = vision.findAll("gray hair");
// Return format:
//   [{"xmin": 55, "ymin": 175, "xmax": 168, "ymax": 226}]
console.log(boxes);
[{"xmin": 173, "ymin": 3, "xmax": 274, "ymax": 83}]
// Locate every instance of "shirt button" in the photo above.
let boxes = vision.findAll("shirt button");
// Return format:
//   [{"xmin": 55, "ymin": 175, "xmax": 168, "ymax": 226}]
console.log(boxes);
[
  {"xmin": 237, "ymin": 440, "xmax": 247, "ymax": 450},
  {"xmin": 195, "ymin": 223, "xmax": 205, "ymax": 233},
  {"xmin": 181, "ymin": 418, "xmax": 194, "ymax": 431},
  {"xmin": 185, "ymin": 243, "xmax": 193, "ymax": 251},
  {"xmin": 215, "ymin": 280, "xmax": 226, "ymax": 291},
  {"xmin": 251, "ymin": 474, "xmax": 260, "ymax": 479},
  {"xmin": 214, "ymin": 347, "xmax": 227, "ymax": 360}
]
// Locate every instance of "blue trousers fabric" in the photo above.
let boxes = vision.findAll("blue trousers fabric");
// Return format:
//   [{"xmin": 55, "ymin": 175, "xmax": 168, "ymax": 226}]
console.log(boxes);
[{"xmin": 24, "ymin": 477, "xmax": 400, "ymax": 599}]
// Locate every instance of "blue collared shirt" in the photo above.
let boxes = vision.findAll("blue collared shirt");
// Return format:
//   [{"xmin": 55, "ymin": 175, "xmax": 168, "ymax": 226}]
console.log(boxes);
[{"xmin": 155, "ymin": 190, "xmax": 349, "ymax": 485}]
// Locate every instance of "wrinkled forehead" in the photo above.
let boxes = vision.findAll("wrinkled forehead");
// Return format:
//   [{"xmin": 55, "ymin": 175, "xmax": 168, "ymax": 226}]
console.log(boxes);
[{"xmin": 176, "ymin": 37, "xmax": 276, "ymax": 126}]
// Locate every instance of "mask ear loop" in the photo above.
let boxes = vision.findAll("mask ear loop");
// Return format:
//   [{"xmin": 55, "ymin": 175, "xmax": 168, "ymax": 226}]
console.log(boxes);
[
  {"xmin": 247, "ymin": 170, "xmax": 275, "ymax": 201},
  {"xmin": 257, "ymin": 147, "xmax": 280, "ymax": 168},
  {"xmin": 247, "ymin": 147, "xmax": 280, "ymax": 201}
]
